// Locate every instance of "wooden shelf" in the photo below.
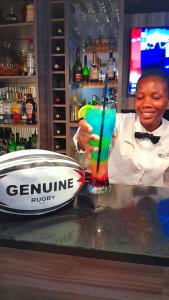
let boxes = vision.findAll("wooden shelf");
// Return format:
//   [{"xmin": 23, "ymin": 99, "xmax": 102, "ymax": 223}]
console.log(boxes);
[
  {"xmin": 54, "ymin": 135, "xmax": 66, "ymax": 138},
  {"xmin": 52, "ymin": 88, "xmax": 65, "ymax": 91},
  {"xmin": 0, "ymin": 22, "xmax": 34, "ymax": 29},
  {"xmin": 53, "ymin": 120, "xmax": 66, "ymax": 123},
  {"xmin": 51, "ymin": 54, "xmax": 65, "ymax": 57},
  {"xmin": 51, "ymin": 1, "xmax": 64, "ymax": 4},
  {"xmin": 0, "ymin": 124, "xmax": 38, "ymax": 128},
  {"xmin": 51, "ymin": 18, "xmax": 64, "ymax": 22},
  {"xmin": 0, "ymin": 22, "xmax": 34, "ymax": 40},
  {"xmin": 54, "ymin": 149, "xmax": 66, "ymax": 154},
  {"xmin": 52, "ymin": 71, "xmax": 65, "ymax": 74},
  {"xmin": 69, "ymin": 122, "xmax": 79, "ymax": 128},
  {"xmin": 53, "ymin": 104, "xmax": 66, "ymax": 107},
  {"xmin": 51, "ymin": 36, "xmax": 65, "ymax": 39},
  {"xmin": 82, "ymin": 83, "xmax": 118, "ymax": 88},
  {"xmin": 0, "ymin": 75, "xmax": 36, "ymax": 80}
]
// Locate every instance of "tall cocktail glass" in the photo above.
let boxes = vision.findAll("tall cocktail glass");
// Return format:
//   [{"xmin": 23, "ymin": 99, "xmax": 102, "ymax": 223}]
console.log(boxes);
[{"xmin": 79, "ymin": 101, "xmax": 116, "ymax": 194}]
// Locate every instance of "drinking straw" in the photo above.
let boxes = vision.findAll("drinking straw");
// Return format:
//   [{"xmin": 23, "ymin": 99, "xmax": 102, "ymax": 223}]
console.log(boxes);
[{"xmin": 96, "ymin": 74, "xmax": 108, "ymax": 172}]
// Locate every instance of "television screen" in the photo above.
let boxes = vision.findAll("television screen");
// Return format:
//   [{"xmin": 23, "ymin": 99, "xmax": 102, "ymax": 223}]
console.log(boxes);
[{"xmin": 128, "ymin": 27, "xmax": 169, "ymax": 95}]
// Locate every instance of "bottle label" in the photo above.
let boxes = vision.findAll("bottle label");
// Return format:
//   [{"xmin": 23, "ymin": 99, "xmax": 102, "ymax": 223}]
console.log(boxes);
[
  {"xmin": 74, "ymin": 73, "xmax": 82, "ymax": 82},
  {"xmin": 26, "ymin": 102, "xmax": 33, "ymax": 120},
  {"xmin": 3, "ymin": 104, "xmax": 11, "ymax": 114},
  {"xmin": 0, "ymin": 103, "xmax": 3, "ymax": 114},
  {"xmin": 107, "ymin": 68, "xmax": 114, "ymax": 80},
  {"xmin": 90, "ymin": 68, "xmax": 99, "ymax": 81},
  {"xmin": 27, "ymin": 54, "xmax": 35, "ymax": 75}
]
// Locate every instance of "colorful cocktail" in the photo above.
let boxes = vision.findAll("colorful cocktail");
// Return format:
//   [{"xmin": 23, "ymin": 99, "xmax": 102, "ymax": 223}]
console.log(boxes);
[{"xmin": 79, "ymin": 102, "xmax": 116, "ymax": 194}]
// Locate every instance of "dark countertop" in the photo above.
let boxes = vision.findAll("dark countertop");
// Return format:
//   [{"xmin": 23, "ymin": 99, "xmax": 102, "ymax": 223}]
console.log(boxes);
[{"xmin": 1, "ymin": 184, "xmax": 169, "ymax": 266}]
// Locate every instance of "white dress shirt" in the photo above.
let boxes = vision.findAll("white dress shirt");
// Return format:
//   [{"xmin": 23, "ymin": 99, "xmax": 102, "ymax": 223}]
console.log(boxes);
[{"xmin": 74, "ymin": 113, "xmax": 169, "ymax": 187}]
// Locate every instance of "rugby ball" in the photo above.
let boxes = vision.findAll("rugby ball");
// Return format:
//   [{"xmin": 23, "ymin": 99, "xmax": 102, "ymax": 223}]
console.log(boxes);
[{"xmin": 0, "ymin": 149, "xmax": 85, "ymax": 215}]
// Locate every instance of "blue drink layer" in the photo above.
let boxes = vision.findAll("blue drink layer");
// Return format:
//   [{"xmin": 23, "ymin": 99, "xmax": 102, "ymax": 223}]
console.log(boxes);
[{"xmin": 86, "ymin": 106, "xmax": 116, "ymax": 162}]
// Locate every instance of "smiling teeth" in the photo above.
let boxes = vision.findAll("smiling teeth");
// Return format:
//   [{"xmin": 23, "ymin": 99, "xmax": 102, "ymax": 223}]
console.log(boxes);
[{"xmin": 142, "ymin": 112, "xmax": 154, "ymax": 117}]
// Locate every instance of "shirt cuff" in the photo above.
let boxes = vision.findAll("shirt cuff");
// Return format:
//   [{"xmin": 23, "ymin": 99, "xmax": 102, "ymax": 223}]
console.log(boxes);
[{"xmin": 73, "ymin": 128, "xmax": 85, "ymax": 153}]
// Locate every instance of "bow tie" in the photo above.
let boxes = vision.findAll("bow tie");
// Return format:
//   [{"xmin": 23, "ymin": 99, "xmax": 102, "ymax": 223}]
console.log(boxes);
[{"xmin": 134, "ymin": 132, "xmax": 160, "ymax": 144}]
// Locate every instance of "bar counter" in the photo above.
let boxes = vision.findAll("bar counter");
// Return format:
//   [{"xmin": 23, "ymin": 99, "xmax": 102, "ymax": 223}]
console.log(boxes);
[{"xmin": 1, "ymin": 184, "xmax": 169, "ymax": 299}]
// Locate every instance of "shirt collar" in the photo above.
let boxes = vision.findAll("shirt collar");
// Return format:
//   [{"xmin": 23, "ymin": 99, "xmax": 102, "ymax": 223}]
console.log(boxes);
[{"xmin": 124, "ymin": 114, "xmax": 165, "ymax": 146}]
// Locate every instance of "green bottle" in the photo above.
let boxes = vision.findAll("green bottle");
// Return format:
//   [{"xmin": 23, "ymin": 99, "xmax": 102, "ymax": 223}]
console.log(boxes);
[
  {"xmin": 8, "ymin": 134, "xmax": 16, "ymax": 152},
  {"xmin": 82, "ymin": 55, "xmax": 89, "ymax": 84},
  {"xmin": 19, "ymin": 138, "xmax": 26, "ymax": 150},
  {"xmin": 16, "ymin": 132, "xmax": 20, "ymax": 151}
]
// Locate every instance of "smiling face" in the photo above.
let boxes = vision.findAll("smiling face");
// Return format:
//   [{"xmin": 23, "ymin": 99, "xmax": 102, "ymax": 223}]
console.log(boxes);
[{"xmin": 134, "ymin": 76, "xmax": 169, "ymax": 132}]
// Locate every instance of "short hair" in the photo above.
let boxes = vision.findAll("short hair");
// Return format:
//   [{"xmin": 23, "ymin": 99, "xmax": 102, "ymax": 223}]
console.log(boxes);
[{"xmin": 136, "ymin": 68, "xmax": 169, "ymax": 95}]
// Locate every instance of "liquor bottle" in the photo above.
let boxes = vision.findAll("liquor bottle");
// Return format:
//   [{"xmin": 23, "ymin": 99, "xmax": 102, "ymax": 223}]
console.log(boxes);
[
  {"xmin": 19, "ymin": 137, "xmax": 26, "ymax": 150},
  {"xmin": 72, "ymin": 96, "xmax": 79, "ymax": 122},
  {"xmin": 73, "ymin": 47, "xmax": 82, "ymax": 83},
  {"xmin": 31, "ymin": 129, "xmax": 38, "ymax": 148},
  {"xmin": 98, "ymin": 58, "xmax": 104, "ymax": 83},
  {"xmin": 15, "ymin": 132, "xmax": 20, "ymax": 151},
  {"xmin": 27, "ymin": 137, "xmax": 33, "ymax": 149},
  {"xmin": 12, "ymin": 92, "xmax": 21, "ymax": 125},
  {"xmin": 26, "ymin": 37, "xmax": 35, "ymax": 76},
  {"xmin": 113, "ymin": 58, "xmax": 118, "ymax": 81},
  {"xmin": 26, "ymin": 93, "xmax": 36, "ymax": 124},
  {"xmin": 3, "ymin": 95, "xmax": 12, "ymax": 125},
  {"xmin": 82, "ymin": 55, "xmax": 89, "ymax": 84},
  {"xmin": 107, "ymin": 51, "xmax": 114, "ymax": 82},
  {"xmin": 89, "ymin": 52, "xmax": 99, "ymax": 84},
  {"xmin": 4, "ymin": 7, "xmax": 19, "ymax": 24},
  {"xmin": 7, "ymin": 133, "xmax": 16, "ymax": 152},
  {"xmin": 25, "ymin": 3, "xmax": 34, "ymax": 22}
]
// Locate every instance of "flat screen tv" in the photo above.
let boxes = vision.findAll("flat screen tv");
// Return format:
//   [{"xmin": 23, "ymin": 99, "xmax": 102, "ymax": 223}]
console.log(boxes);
[{"xmin": 128, "ymin": 27, "xmax": 169, "ymax": 95}]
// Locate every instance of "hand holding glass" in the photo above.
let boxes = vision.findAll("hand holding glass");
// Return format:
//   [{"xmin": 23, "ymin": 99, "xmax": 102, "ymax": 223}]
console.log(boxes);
[{"xmin": 78, "ymin": 102, "xmax": 116, "ymax": 194}]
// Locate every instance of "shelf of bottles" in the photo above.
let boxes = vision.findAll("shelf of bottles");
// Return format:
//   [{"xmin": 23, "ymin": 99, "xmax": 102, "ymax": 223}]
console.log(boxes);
[
  {"xmin": 50, "ymin": 0, "xmax": 66, "ymax": 154},
  {"xmin": 0, "ymin": 1, "xmax": 39, "ymax": 155},
  {"xmin": 70, "ymin": 47, "xmax": 118, "ymax": 126}
]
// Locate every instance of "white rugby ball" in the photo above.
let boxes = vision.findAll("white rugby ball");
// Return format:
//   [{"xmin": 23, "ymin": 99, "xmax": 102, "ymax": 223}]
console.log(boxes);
[{"xmin": 0, "ymin": 149, "xmax": 85, "ymax": 215}]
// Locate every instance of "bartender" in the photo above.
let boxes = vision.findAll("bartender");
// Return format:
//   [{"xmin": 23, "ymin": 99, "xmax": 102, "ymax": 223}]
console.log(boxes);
[{"xmin": 74, "ymin": 68, "xmax": 169, "ymax": 187}]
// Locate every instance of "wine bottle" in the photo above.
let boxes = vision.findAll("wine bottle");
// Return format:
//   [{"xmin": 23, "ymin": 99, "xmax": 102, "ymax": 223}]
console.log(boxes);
[
  {"xmin": 55, "ymin": 45, "xmax": 63, "ymax": 54},
  {"xmin": 55, "ymin": 111, "xmax": 63, "ymax": 120},
  {"xmin": 89, "ymin": 52, "xmax": 99, "ymax": 84},
  {"xmin": 107, "ymin": 51, "xmax": 114, "ymax": 82},
  {"xmin": 53, "ymin": 63, "xmax": 61, "ymax": 71},
  {"xmin": 82, "ymin": 55, "xmax": 89, "ymax": 84},
  {"xmin": 55, "ymin": 142, "xmax": 61, "ymax": 150},
  {"xmin": 73, "ymin": 47, "xmax": 82, "ymax": 83},
  {"xmin": 55, "ymin": 96, "xmax": 62, "ymax": 104},
  {"xmin": 55, "ymin": 126, "xmax": 63, "ymax": 135},
  {"xmin": 27, "ymin": 37, "xmax": 35, "ymax": 76}
]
